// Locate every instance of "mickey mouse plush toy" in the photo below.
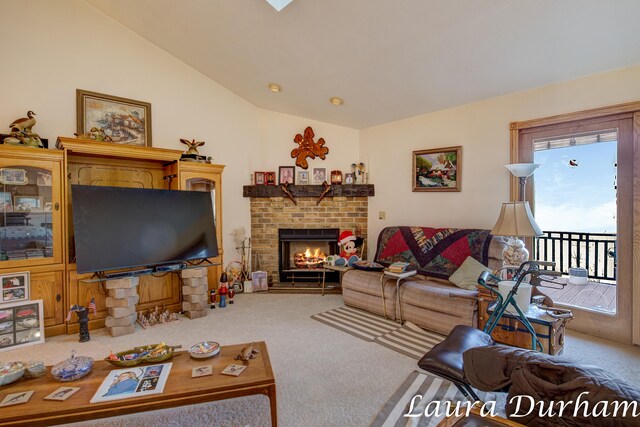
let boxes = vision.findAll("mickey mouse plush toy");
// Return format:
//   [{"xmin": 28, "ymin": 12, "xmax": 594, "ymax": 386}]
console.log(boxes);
[{"xmin": 335, "ymin": 230, "xmax": 362, "ymax": 267}]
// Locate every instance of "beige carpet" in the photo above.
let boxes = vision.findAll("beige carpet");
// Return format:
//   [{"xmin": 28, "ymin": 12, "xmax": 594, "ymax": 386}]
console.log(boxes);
[{"xmin": 2, "ymin": 294, "xmax": 640, "ymax": 426}]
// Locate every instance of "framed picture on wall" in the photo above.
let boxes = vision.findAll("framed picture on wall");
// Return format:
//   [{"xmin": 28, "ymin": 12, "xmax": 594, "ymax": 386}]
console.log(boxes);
[
  {"xmin": 77, "ymin": 89, "xmax": 152, "ymax": 147},
  {"xmin": 412, "ymin": 146, "xmax": 462, "ymax": 192},
  {"xmin": 254, "ymin": 172, "xmax": 265, "ymax": 185},
  {"xmin": 278, "ymin": 166, "xmax": 295, "ymax": 184}
]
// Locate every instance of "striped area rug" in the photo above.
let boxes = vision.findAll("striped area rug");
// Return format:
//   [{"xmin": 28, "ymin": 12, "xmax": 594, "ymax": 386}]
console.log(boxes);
[
  {"xmin": 311, "ymin": 306, "xmax": 400, "ymax": 341},
  {"xmin": 375, "ymin": 322, "xmax": 446, "ymax": 359},
  {"xmin": 370, "ymin": 371, "xmax": 490, "ymax": 427}
]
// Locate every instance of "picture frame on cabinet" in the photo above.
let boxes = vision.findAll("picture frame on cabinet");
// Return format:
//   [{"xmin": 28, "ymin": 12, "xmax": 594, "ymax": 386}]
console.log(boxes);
[
  {"xmin": 254, "ymin": 172, "xmax": 265, "ymax": 185},
  {"xmin": 0, "ymin": 299, "xmax": 44, "ymax": 353},
  {"xmin": 77, "ymin": 89, "xmax": 152, "ymax": 147},
  {"xmin": 0, "ymin": 168, "xmax": 27, "ymax": 186},
  {"xmin": 296, "ymin": 170, "xmax": 309, "ymax": 185},
  {"xmin": 13, "ymin": 196, "xmax": 44, "ymax": 212},
  {"xmin": 0, "ymin": 272, "xmax": 29, "ymax": 304},
  {"xmin": 0, "ymin": 192, "xmax": 12, "ymax": 213}
]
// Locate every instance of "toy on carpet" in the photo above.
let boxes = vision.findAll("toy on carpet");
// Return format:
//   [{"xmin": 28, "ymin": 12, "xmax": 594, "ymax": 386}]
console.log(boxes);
[{"xmin": 218, "ymin": 273, "xmax": 229, "ymax": 308}]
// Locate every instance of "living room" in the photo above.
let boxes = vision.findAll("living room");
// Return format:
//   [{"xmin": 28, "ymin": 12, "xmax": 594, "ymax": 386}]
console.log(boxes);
[{"xmin": 1, "ymin": 0, "xmax": 640, "ymax": 426}]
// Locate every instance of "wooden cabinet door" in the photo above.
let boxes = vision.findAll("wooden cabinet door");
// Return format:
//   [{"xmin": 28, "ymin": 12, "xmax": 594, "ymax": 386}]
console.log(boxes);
[
  {"xmin": 29, "ymin": 270, "xmax": 64, "ymax": 327},
  {"xmin": 179, "ymin": 165, "xmax": 224, "ymax": 290}
]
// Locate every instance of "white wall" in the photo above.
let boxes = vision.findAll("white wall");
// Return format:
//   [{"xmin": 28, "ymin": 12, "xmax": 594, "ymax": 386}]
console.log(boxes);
[
  {"xmin": 361, "ymin": 65, "xmax": 640, "ymax": 259},
  {"xmin": 256, "ymin": 109, "xmax": 360, "ymax": 182},
  {"xmin": 0, "ymin": 0, "xmax": 362, "ymax": 266}
]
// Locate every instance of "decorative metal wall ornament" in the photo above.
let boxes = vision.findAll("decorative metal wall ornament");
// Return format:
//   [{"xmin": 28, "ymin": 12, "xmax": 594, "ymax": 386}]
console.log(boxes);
[
  {"xmin": 281, "ymin": 182, "xmax": 297, "ymax": 205},
  {"xmin": 291, "ymin": 126, "xmax": 329, "ymax": 169},
  {"xmin": 316, "ymin": 181, "xmax": 331, "ymax": 205}
]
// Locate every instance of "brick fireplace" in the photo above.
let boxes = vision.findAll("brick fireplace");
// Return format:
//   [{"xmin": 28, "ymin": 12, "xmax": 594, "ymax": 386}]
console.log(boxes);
[{"xmin": 249, "ymin": 196, "xmax": 369, "ymax": 285}]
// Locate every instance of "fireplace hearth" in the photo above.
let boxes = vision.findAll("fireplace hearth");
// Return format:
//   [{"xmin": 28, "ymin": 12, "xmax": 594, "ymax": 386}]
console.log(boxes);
[{"xmin": 279, "ymin": 228, "xmax": 339, "ymax": 284}]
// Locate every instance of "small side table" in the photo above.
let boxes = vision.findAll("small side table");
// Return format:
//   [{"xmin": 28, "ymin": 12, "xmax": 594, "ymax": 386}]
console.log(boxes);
[
  {"xmin": 382, "ymin": 269, "xmax": 417, "ymax": 323},
  {"xmin": 321, "ymin": 264, "xmax": 352, "ymax": 296}
]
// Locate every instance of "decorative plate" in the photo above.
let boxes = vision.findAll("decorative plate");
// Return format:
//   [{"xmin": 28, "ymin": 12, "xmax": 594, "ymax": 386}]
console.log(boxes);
[
  {"xmin": 352, "ymin": 261, "xmax": 385, "ymax": 271},
  {"xmin": 189, "ymin": 341, "xmax": 221, "ymax": 359}
]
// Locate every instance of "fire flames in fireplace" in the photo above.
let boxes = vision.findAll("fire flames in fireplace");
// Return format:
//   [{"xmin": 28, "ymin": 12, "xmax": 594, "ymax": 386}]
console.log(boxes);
[{"xmin": 293, "ymin": 248, "xmax": 326, "ymax": 269}]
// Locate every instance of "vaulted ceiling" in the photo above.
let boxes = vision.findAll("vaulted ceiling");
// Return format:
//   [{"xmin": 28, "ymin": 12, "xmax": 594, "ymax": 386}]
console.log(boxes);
[{"xmin": 86, "ymin": 0, "xmax": 640, "ymax": 129}]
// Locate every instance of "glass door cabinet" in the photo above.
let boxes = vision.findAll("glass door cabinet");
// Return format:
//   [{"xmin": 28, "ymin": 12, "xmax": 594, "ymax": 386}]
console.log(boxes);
[
  {"xmin": 180, "ymin": 163, "xmax": 224, "ymax": 290},
  {"xmin": 0, "ymin": 145, "xmax": 65, "ymax": 335}
]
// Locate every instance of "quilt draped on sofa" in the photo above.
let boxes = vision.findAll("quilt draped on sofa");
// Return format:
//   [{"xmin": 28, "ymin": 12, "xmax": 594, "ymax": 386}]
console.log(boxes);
[{"xmin": 374, "ymin": 227, "xmax": 493, "ymax": 279}]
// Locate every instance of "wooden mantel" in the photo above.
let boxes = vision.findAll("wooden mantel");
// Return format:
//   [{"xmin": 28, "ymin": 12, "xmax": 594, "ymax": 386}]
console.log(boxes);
[{"xmin": 243, "ymin": 184, "xmax": 374, "ymax": 198}]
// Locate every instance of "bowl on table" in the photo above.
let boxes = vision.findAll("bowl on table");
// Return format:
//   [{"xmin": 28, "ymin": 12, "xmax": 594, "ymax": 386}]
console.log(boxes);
[
  {"xmin": 189, "ymin": 341, "xmax": 220, "ymax": 359},
  {"xmin": 0, "ymin": 362, "xmax": 25, "ymax": 386},
  {"xmin": 51, "ymin": 352, "xmax": 94, "ymax": 382}
]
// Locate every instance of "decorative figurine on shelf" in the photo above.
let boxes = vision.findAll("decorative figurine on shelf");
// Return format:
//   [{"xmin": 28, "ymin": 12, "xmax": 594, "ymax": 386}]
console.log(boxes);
[
  {"xmin": 218, "ymin": 273, "xmax": 229, "ymax": 308},
  {"xmin": 209, "ymin": 289, "xmax": 217, "ymax": 309},
  {"xmin": 357, "ymin": 162, "xmax": 367, "ymax": 183},
  {"xmin": 65, "ymin": 297, "xmax": 97, "ymax": 343},
  {"xmin": 5, "ymin": 110, "xmax": 44, "ymax": 148},
  {"xmin": 350, "ymin": 163, "xmax": 358, "ymax": 183},
  {"xmin": 335, "ymin": 230, "xmax": 362, "ymax": 267},
  {"xmin": 74, "ymin": 126, "xmax": 113, "ymax": 142},
  {"xmin": 179, "ymin": 138, "xmax": 211, "ymax": 163}
]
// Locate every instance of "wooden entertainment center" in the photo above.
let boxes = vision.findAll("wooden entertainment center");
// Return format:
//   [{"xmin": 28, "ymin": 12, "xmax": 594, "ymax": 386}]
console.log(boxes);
[{"xmin": 0, "ymin": 138, "xmax": 224, "ymax": 337}]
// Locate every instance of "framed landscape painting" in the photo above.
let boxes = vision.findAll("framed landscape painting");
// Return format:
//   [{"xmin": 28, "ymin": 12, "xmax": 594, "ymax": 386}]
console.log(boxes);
[
  {"xmin": 412, "ymin": 146, "xmax": 461, "ymax": 192},
  {"xmin": 77, "ymin": 89, "xmax": 152, "ymax": 147}
]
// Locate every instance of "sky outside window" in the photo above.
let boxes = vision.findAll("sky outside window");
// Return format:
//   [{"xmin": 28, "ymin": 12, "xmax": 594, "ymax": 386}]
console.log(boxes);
[{"xmin": 533, "ymin": 141, "xmax": 617, "ymax": 234}]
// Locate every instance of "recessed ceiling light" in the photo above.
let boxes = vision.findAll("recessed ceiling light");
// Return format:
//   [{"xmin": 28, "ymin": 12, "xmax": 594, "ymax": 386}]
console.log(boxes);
[
  {"xmin": 330, "ymin": 97, "xmax": 344, "ymax": 106},
  {"xmin": 268, "ymin": 83, "xmax": 282, "ymax": 93}
]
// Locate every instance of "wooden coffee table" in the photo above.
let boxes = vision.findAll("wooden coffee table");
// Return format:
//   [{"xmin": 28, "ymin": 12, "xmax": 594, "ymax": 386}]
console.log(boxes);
[{"xmin": 0, "ymin": 341, "xmax": 276, "ymax": 426}]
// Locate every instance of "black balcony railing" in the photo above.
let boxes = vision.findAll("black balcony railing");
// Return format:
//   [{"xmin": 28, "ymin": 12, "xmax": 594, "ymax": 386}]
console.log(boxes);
[{"xmin": 534, "ymin": 231, "xmax": 617, "ymax": 281}]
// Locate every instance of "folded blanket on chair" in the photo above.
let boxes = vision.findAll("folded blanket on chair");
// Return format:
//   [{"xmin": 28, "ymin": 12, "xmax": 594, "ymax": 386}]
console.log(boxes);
[{"xmin": 374, "ymin": 226, "xmax": 493, "ymax": 279}]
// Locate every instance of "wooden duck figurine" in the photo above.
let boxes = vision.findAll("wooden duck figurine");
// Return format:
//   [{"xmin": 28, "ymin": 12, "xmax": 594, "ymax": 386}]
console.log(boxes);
[{"xmin": 10, "ymin": 111, "xmax": 36, "ymax": 133}]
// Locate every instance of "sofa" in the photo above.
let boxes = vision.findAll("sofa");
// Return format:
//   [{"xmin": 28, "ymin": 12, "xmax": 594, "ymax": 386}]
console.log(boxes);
[{"xmin": 342, "ymin": 226, "xmax": 508, "ymax": 335}]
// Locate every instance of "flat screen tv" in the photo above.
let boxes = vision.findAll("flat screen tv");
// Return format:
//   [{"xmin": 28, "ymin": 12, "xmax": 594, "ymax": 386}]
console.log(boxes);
[{"xmin": 72, "ymin": 185, "xmax": 218, "ymax": 274}]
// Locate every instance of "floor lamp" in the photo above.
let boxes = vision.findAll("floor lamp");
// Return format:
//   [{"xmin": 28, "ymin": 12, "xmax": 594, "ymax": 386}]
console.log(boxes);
[
  {"xmin": 505, "ymin": 163, "xmax": 540, "ymax": 202},
  {"xmin": 491, "ymin": 163, "xmax": 542, "ymax": 266}
]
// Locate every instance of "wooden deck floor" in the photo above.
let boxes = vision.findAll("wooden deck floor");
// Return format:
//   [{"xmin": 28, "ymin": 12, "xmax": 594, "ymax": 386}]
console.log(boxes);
[{"xmin": 540, "ymin": 278, "xmax": 616, "ymax": 313}]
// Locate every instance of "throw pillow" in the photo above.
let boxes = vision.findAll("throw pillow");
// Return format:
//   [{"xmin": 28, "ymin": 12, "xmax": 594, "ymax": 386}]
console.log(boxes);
[{"xmin": 449, "ymin": 256, "xmax": 490, "ymax": 290}]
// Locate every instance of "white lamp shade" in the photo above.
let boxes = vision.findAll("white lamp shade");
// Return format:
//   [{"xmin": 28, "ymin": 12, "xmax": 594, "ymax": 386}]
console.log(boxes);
[
  {"xmin": 491, "ymin": 201, "xmax": 543, "ymax": 237},
  {"xmin": 505, "ymin": 163, "xmax": 540, "ymax": 178}
]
